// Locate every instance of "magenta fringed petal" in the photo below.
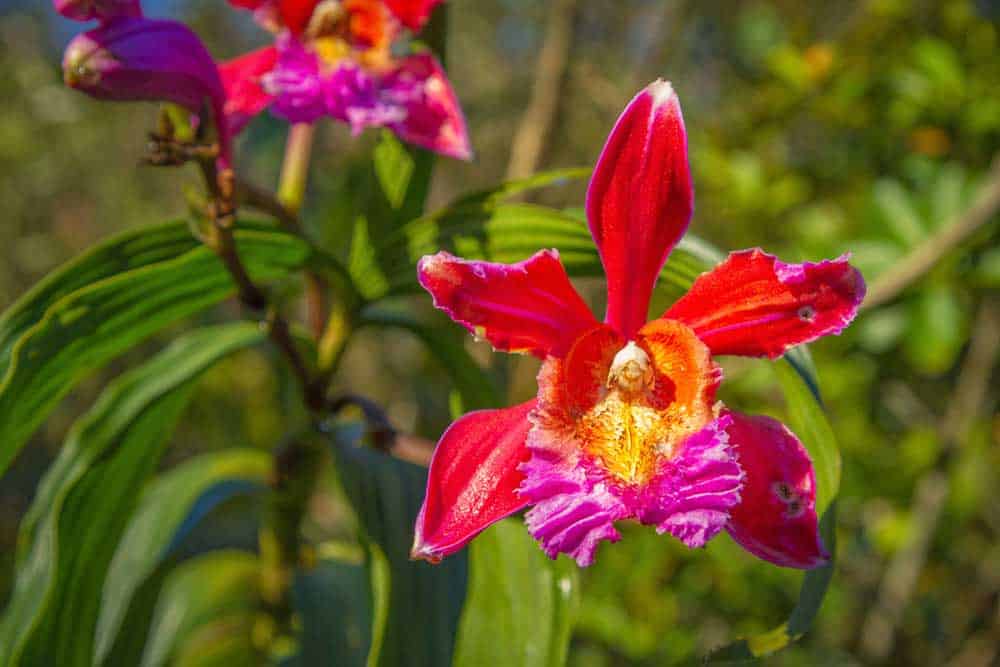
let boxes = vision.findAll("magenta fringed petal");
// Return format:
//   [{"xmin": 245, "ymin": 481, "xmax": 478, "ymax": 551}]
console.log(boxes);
[
  {"xmin": 519, "ymin": 415, "xmax": 743, "ymax": 566},
  {"xmin": 638, "ymin": 414, "xmax": 744, "ymax": 548},
  {"xmin": 262, "ymin": 35, "xmax": 327, "ymax": 124},
  {"xmin": 520, "ymin": 452, "xmax": 628, "ymax": 567}
]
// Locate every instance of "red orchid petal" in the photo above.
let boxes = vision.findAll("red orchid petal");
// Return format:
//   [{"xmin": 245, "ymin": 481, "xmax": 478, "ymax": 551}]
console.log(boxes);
[
  {"xmin": 412, "ymin": 400, "xmax": 535, "ymax": 562},
  {"xmin": 418, "ymin": 250, "xmax": 598, "ymax": 359},
  {"xmin": 277, "ymin": 0, "xmax": 321, "ymax": 34},
  {"xmin": 724, "ymin": 410, "xmax": 829, "ymax": 569},
  {"xmin": 218, "ymin": 46, "xmax": 279, "ymax": 135},
  {"xmin": 383, "ymin": 53, "xmax": 472, "ymax": 160},
  {"xmin": 227, "ymin": 0, "xmax": 266, "ymax": 9},
  {"xmin": 664, "ymin": 249, "xmax": 865, "ymax": 359},
  {"xmin": 384, "ymin": 0, "xmax": 442, "ymax": 31},
  {"xmin": 586, "ymin": 80, "xmax": 693, "ymax": 340}
]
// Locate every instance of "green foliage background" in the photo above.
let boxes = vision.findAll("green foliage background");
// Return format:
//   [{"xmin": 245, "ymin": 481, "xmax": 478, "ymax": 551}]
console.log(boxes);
[{"xmin": 0, "ymin": 0, "xmax": 998, "ymax": 664}]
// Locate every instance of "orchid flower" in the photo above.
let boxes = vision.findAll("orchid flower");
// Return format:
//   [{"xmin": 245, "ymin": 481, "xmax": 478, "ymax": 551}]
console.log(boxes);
[
  {"xmin": 56, "ymin": 1, "xmax": 231, "ymax": 165},
  {"xmin": 412, "ymin": 81, "xmax": 865, "ymax": 568},
  {"xmin": 219, "ymin": 0, "xmax": 471, "ymax": 160}
]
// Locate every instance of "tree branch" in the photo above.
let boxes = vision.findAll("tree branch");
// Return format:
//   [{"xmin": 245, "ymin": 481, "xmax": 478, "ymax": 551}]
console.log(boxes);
[
  {"xmin": 505, "ymin": 0, "xmax": 578, "ymax": 182},
  {"xmin": 859, "ymin": 299, "xmax": 1000, "ymax": 662},
  {"xmin": 864, "ymin": 155, "xmax": 1000, "ymax": 310}
]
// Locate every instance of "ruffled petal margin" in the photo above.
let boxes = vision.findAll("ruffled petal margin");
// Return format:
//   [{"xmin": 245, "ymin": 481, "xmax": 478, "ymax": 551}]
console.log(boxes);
[
  {"xmin": 664, "ymin": 249, "xmax": 865, "ymax": 359},
  {"xmin": 412, "ymin": 400, "xmax": 535, "ymax": 563},
  {"xmin": 639, "ymin": 414, "xmax": 744, "ymax": 548},
  {"xmin": 417, "ymin": 250, "xmax": 598, "ymax": 359},
  {"xmin": 585, "ymin": 80, "xmax": 693, "ymax": 340},
  {"xmin": 723, "ymin": 410, "xmax": 829, "ymax": 569}
]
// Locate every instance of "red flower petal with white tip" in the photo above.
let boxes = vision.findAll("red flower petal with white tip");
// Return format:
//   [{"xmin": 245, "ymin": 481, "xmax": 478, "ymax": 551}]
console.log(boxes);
[
  {"xmin": 724, "ymin": 410, "xmax": 829, "ymax": 569},
  {"xmin": 412, "ymin": 400, "xmax": 535, "ymax": 563},
  {"xmin": 586, "ymin": 80, "xmax": 693, "ymax": 340},
  {"xmin": 664, "ymin": 249, "xmax": 865, "ymax": 359},
  {"xmin": 417, "ymin": 250, "xmax": 598, "ymax": 359}
]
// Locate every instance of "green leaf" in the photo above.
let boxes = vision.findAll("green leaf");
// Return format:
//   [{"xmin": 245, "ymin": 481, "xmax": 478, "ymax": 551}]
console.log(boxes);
[
  {"xmin": 706, "ymin": 505, "xmax": 837, "ymax": 663},
  {"xmin": 777, "ymin": 350, "xmax": 841, "ymax": 517},
  {"xmin": 708, "ymin": 350, "xmax": 841, "ymax": 662},
  {"xmin": 351, "ymin": 169, "xmax": 591, "ymax": 300},
  {"xmin": 0, "ymin": 226, "xmax": 309, "ymax": 478},
  {"xmin": 358, "ymin": 309, "xmax": 500, "ymax": 410},
  {"xmin": 139, "ymin": 550, "xmax": 262, "ymax": 667},
  {"xmin": 453, "ymin": 518, "xmax": 579, "ymax": 667},
  {"xmin": 95, "ymin": 448, "xmax": 271, "ymax": 665},
  {"xmin": 0, "ymin": 323, "xmax": 266, "ymax": 667},
  {"xmin": 328, "ymin": 426, "xmax": 468, "ymax": 667},
  {"xmin": 290, "ymin": 556, "xmax": 373, "ymax": 667},
  {"xmin": 375, "ymin": 200, "xmax": 719, "ymax": 299},
  {"xmin": 903, "ymin": 284, "xmax": 966, "ymax": 375},
  {"xmin": 0, "ymin": 221, "xmax": 199, "ymax": 377},
  {"xmin": 373, "ymin": 130, "xmax": 434, "ymax": 226},
  {"xmin": 873, "ymin": 179, "xmax": 927, "ymax": 247}
]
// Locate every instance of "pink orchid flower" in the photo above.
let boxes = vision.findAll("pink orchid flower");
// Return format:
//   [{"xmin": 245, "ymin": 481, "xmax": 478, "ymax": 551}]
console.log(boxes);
[
  {"xmin": 57, "ymin": 1, "xmax": 231, "ymax": 165},
  {"xmin": 219, "ymin": 0, "xmax": 471, "ymax": 160},
  {"xmin": 412, "ymin": 81, "xmax": 865, "ymax": 568}
]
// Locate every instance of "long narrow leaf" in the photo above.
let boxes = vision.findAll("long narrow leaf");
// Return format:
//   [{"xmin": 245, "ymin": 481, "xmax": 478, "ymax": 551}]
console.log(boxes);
[
  {"xmin": 95, "ymin": 449, "xmax": 271, "ymax": 665},
  {"xmin": 327, "ymin": 426, "xmax": 468, "ymax": 667},
  {"xmin": 453, "ymin": 519, "xmax": 579, "ymax": 667},
  {"xmin": 0, "ymin": 227, "xmax": 308, "ymax": 477},
  {"xmin": 0, "ymin": 323, "xmax": 265, "ymax": 667}
]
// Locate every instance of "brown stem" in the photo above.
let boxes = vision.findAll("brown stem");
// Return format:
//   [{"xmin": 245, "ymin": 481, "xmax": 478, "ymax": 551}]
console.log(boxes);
[
  {"xmin": 236, "ymin": 178, "xmax": 302, "ymax": 233},
  {"xmin": 864, "ymin": 154, "xmax": 1000, "ymax": 310}
]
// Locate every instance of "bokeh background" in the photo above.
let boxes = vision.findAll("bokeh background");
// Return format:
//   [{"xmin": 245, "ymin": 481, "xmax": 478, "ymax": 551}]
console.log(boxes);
[{"xmin": 2, "ymin": 0, "xmax": 999, "ymax": 664}]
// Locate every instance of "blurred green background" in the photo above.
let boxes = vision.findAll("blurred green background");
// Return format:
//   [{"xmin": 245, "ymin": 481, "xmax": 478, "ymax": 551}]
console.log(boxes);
[{"xmin": 1, "ymin": 0, "xmax": 999, "ymax": 664}]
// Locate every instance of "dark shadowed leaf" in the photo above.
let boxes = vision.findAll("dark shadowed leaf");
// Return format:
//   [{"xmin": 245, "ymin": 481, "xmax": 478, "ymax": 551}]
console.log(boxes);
[
  {"xmin": 288, "ymin": 554, "xmax": 373, "ymax": 667},
  {"xmin": 358, "ymin": 309, "xmax": 500, "ymax": 410},
  {"xmin": 327, "ymin": 425, "xmax": 468, "ymax": 667},
  {"xmin": 94, "ymin": 448, "xmax": 271, "ymax": 665}
]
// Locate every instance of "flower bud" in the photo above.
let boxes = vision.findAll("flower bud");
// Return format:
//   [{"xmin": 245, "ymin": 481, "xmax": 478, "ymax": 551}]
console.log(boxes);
[
  {"xmin": 54, "ymin": 0, "xmax": 142, "ymax": 22},
  {"xmin": 63, "ymin": 18, "xmax": 230, "ymax": 160}
]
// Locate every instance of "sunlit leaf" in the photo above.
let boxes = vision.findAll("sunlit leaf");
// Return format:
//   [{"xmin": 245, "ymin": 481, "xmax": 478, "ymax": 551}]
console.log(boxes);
[
  {"xmin": 454, "ymin": 518, "xmax": 579, "ymax": 667},
  {"xmin": 0, "ymin": 225, "xmax": 309, "ymax": 478},
  {"xmin": 0, "ymin": 323, "xmax": 265, "ymax": 667}
]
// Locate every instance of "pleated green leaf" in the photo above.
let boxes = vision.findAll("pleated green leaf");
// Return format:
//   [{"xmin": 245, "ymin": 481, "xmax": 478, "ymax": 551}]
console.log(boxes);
[
  {"xmin": 289, "ymin": 555, "xmax": 374, "ymax": 667},
  {"xmin": 0, "ymin": 323, "xmax": 265, "ymax": 667},
  {"xmin": 328, "ymin": 426, "xmax": 468, "ymax": 667},
  {"xmin": 0, "ymin": 225, "xmax": 309, "ymax": 478},
  {"xmin": 95, "ymin": 448, "xmax": 271, "ymax": 665}
]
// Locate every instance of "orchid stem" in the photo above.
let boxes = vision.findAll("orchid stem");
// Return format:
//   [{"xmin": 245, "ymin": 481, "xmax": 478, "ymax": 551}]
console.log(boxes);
[
  {"xmin": 277, "ymin": 123, "xmax": 316, "ymax": 215},
  {"xmin": 277, "ymin": 123, "xmax": 330, "ymax": 341}
]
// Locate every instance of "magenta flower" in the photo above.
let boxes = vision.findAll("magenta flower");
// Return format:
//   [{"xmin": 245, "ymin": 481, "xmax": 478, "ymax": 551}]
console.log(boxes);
[
  {"xmin": 219, "ymin": 0, "xmax": 471, "ymax": 159},
  {"xmin": 58, "ymin": 3, "xmax": 231, "ymax": 164},
  {"xmin": 412, "ymin": 81, "xmax": 865, "ymax": 568},
  {"xmin": 54, "ymin": 0, "xmax": 141, "ymax": 22}
]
